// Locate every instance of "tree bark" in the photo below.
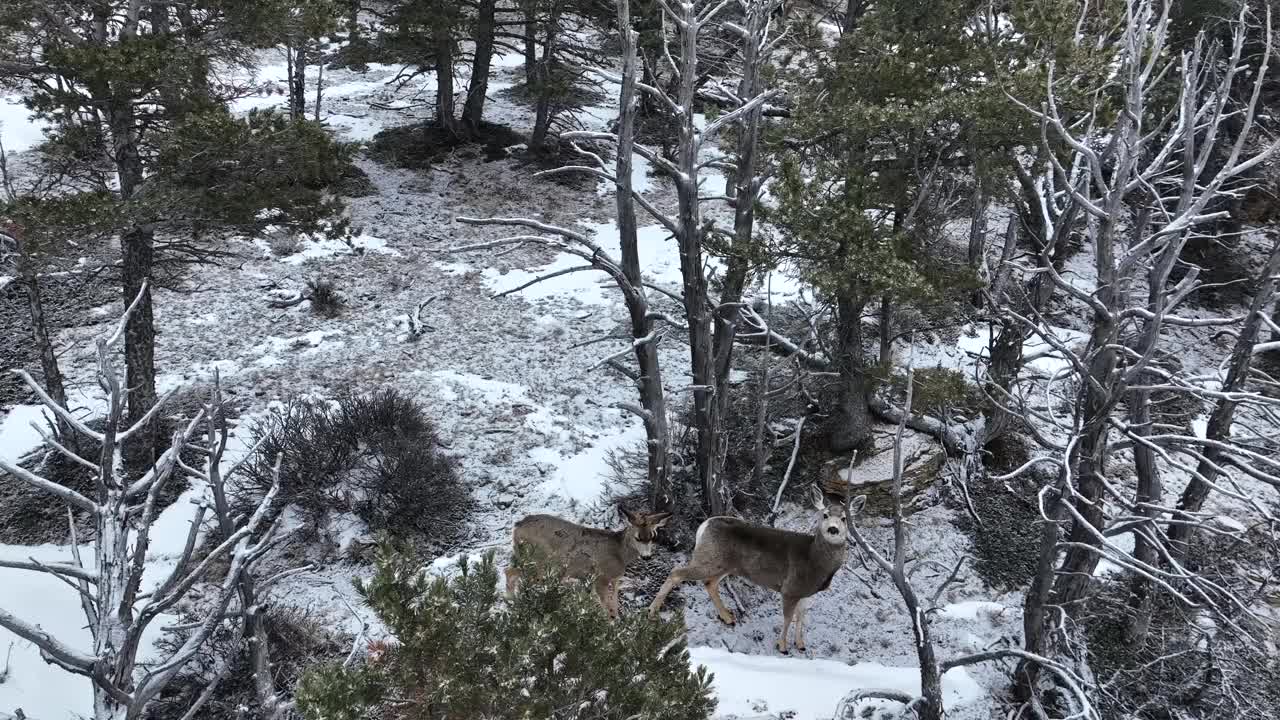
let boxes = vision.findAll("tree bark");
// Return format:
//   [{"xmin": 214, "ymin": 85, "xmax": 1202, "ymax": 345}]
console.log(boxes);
[
  {"xmin": 1124, "ymin": 389, "xmax": 1161, "ymax": 648},
  {"xmin": 433, "ymin": 21, "xmax": 459, "ymax": 135},
  {"xmin": 14, "ymin": 235, "xmax": 73, "ymax": 444},
  {"xmin": 967, "ymin": 170, "xmax": 988, "ymax": 308},
  {"xmin": 878, "ymin": 294, "xmax": 892, "ymax": 366},
  {"xmin": 462, "ymin": 0, "xmax": 496, "ymax": 133},
  {"xmin": 832, "ymin": 297, "xmax": 873, "ymax": 453},
  {"xmin": 106, "ymin": 91, "xmax": 159, "ymax": 464},
  {"xmin": 289, "ymin": 43, "xmax": 307, "ymax": 121},
  {"xmin": 710, "ymin": 1, "xmax": 768, "ymax": 444},
  {"xmin": 615, "ymin": 0, "xmax": 672, "ymax": 512},
  {"xmin": 1168, "ymin": 234, "xmax": 1280, "ymax": 553},
  {"xmin": 522, "ymin": 0, "xmax": 537, "ymax": 85},
  {"xmin": 1050, "ymin": 209, "xmax": 1124, "ymax": 609},
  {"xmin": 529, "ymin": 9, "xmax": 558, "ymax": 151},
  {"xmin": 668, "ymin": 7, "xmax": 726, "ymax": 515}
]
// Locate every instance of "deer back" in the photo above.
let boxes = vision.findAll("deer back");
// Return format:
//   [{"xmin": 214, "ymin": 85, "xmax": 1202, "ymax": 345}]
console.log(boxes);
[
  {"xmin": 694, "ymin": 514, "xmax": 848, "ymax": 598},
  {"xmin": 512, "ymin": 514, "xmax": 627, "ymax": 581}
]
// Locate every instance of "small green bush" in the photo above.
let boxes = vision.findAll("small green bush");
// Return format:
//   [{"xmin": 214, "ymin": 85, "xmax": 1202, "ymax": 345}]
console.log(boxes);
[
  {"xmin": 296, "ymin": 545, "xmax": 717, "ymax": 720},
  {"xmin": 891, "ymin": 365, "xmax": 985, "ymax": 421}
]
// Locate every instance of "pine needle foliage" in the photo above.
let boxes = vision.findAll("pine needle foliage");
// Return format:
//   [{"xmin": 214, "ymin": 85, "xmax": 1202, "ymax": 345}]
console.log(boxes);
[{"xmin": 296, "ymin": 545, "xmax": 717, "ymax": 720}]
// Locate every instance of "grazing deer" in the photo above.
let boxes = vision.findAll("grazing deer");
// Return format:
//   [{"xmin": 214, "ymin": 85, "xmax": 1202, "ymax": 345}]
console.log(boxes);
[
  {"xmin": 505, "ymin": 506, "xmax": 672, "ymax": 619},
  {"xmin": 648, "ymin": 486, "xmax": 866, "ymax": 654}
]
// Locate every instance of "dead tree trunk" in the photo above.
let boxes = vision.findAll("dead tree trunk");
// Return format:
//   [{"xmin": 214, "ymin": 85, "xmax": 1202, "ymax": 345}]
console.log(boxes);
[
  {"xmin": 1125, "ymin": 388, "xmax": 1161, "ymax": 647},
  {"xmin": 710, "ymin": 0, "xmax": 775, "ymax": 431},
  {"xmin": 615, "ymin": 0, "xmax": 673, "ymax": 512},
  {"xmin": 1169, "ymin": 233, "xmax": 1280, "ymax": 552},
  {"xmin": 289, "ymin": 43, "xmax": 307, "ymax": 120},
  {"xmin": 845, "ymin": 365, "xmax": 945, "ymax": 720}
]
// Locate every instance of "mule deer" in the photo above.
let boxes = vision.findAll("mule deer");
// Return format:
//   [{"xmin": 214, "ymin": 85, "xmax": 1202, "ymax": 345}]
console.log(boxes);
[
  {"xmin": 505, "ymin": 506, "xmax": 672, "ymax": 619},
  {"xmin": 648, "ymin": 486, "xmax": 866, "ymax": 653}
]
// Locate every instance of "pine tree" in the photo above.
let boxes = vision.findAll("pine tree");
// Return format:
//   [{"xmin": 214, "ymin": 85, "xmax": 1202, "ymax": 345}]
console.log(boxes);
[
  {"xmin": 296, "ymin": 545, "xmax": 716, "ymax": 720},
  {"xmin": 0, "ymin": 0, "xmax": 353, "ymax": 461},
  {"xmin": 769, "ymin": 0, "xmax": 1103, "ymax": 453}
]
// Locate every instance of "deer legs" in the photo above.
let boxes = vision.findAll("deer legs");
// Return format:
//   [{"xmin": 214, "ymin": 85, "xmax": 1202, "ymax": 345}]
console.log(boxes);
[
  {"xmin": 594, "ymin": 576, "xmax": 619, "ymax": 620},
  {"xmin": 704, "ymin": 574, "xmax": 736, "ymax": 625},
  {"xmin": 648, "ymin": 567, "xmax": 688, "ymax": 617},
  {"xmin": 649, "ymin": 566, "xmax": 737, "ymax": 626},
  {"xmin": 778, "ymin": 595, "xmax": 812, "ymax": 654}
]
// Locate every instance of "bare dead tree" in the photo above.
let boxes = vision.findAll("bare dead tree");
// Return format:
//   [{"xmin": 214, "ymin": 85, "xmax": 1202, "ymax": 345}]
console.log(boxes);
[
  {"xmin": 1000, "ymin": 0, "xmax": 1280, "ymax": 697},
  {"xmin": 839, "ymin": 353, "xmax": 1099, "ymax": 720},
  {"xmin": 170, "ymin": 375, "xmax": 312, "ymax": 720},
  {"xmin": 0, "ymin": 284, "xmax": 283, "ymax": 720},
  {"xmin": 545, "ymin": 0, "xmax": 784, "ymax": 515}
]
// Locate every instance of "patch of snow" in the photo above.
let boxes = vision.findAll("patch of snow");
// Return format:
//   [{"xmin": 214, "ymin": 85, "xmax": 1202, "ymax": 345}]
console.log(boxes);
[
  {"xmin": 1191, "ymin": 415, "xmax": 1208, "ymax": 439},
  {"xmin": 1095, "ymin": 530, "xmax": 1137, "ymax": 576},
  {"xmin": 938, "ymin": 601, "xmax": 1008, "ymax": 622},
  {"xmin": 0, "ymin": 95, "xmax": 48, "ymax": 153},
  {"xmin": 530, "ymin": 421, "xmax": 645, "ymax": 505},
  {"xmin": 0, "ymin": 543, "xmax": 95, "ymax": 716},
  {"xmin": 690, "ymin": 647, "xmax": 986, "ymax": 720},
  {"xmin": 428, "ymin": 371, "xmax": 561, "ymax": 437},
  {"xmin": 1209, "ymin": 515, "xmax": 1246, "ymax": 533},
  {"xmin": 0, "ymin": 405, "xmax": 51, "ymax": 464},
  {"xmin": 428, "ymin": 551, "xmax": 486, "ymax": 577},
  {"xmin": 475, "ymin": 221, "xmax": 679, "ymax": 306},
  {"xmin": 279, "ymin": 229, "xmax": 400, "ymax": 265},
  {"xmin": 326, "ymin": 113, "xmax": 383, "ymax": 141},
  {"xmin": 0, "ymin": 275, "xmax": 12, "ymax": 290}
]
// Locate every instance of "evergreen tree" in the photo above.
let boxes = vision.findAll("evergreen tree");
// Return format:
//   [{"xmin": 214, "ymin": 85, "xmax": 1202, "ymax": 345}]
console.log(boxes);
[
  {"xmin": 769, "ymin": 0, "xmax": 1105, "ymax": 453},
  {"xmin": 0, "ymin": 1, "xmax": 353, "ymax": 461},
  {"xmin": 296, "ymin": 545, "xmax": 716, "ymax": 720}
]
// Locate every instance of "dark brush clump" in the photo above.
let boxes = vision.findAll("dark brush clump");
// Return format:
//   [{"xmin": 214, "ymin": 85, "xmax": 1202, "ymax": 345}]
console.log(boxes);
[{"xmin": 235, "ymin": 388, "xmax": 469, "ymax": 545}]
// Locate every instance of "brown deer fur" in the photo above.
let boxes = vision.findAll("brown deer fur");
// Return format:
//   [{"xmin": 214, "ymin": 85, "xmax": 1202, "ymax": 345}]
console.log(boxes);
[
  {"xmin": 648, "ymin": 486, "xmax": 866, "ymax": 653},
  {"xmin": 505, "ymin": 506, "xmax": 671, "ymax": 619}
]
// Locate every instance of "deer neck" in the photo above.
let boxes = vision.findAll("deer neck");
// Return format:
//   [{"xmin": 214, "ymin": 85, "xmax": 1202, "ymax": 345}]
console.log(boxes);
[
  {"xmin": 615, "ymin": 528, "xmax": 640, "ymax": 565},
  {"xmin": 809, "ymin": 531, "xmax": 846, "ymax": 570}
]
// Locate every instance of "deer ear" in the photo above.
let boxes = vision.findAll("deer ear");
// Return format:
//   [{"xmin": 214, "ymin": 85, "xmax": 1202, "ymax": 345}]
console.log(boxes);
[
  {"xmin": 848, "ymin": 495, "xmax": 867, "ymax": 515},
  {"xmin": 618, "ymin": 505, "xmax": 639, "ymax": 525},
  {"xmin": 649, "ymin": 512, "xmax": 672, "ymax": 529},
  {"xmin": 809, "ymin": 485, "xmax": 827, "ymax": 509}
]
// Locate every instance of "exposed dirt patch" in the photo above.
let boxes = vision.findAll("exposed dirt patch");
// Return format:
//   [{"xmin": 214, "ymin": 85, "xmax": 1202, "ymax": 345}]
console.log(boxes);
[{"xmin": 368, "ymin": 121, "xmax": 525, "ymax": 169}]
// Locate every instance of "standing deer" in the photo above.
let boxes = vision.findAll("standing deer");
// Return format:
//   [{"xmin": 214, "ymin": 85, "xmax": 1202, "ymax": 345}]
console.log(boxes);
[
  {"xmin": 648, "ymin": 486, "xmax": 866, "ymax": 653},
  {"xmin": 505, "ymin": 506, "xmax": 672, "ymax": 619}
]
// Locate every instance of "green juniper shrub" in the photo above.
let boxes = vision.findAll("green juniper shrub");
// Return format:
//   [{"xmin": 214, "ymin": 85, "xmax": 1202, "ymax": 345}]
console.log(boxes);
[
  {"xmin": 235, "ymin": 388, "xmax": 468, "ymax": 543},
  {"xmin": 296, "ymin": 544, "xmax": 717, "ymax": 720},
  {"xmin": 889, "ymin": 365, "xmax": 986, "ymax": 422}
]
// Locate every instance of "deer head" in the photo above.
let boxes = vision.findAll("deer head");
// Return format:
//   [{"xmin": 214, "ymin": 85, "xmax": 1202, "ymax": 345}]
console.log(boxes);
[
  {"xmin": 810, "ymin": 485, "xmax": 861, "ymax": 546},
  {"xmin": 618, "ymin": 505, "xmax": 672, "ymax": 559}
]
